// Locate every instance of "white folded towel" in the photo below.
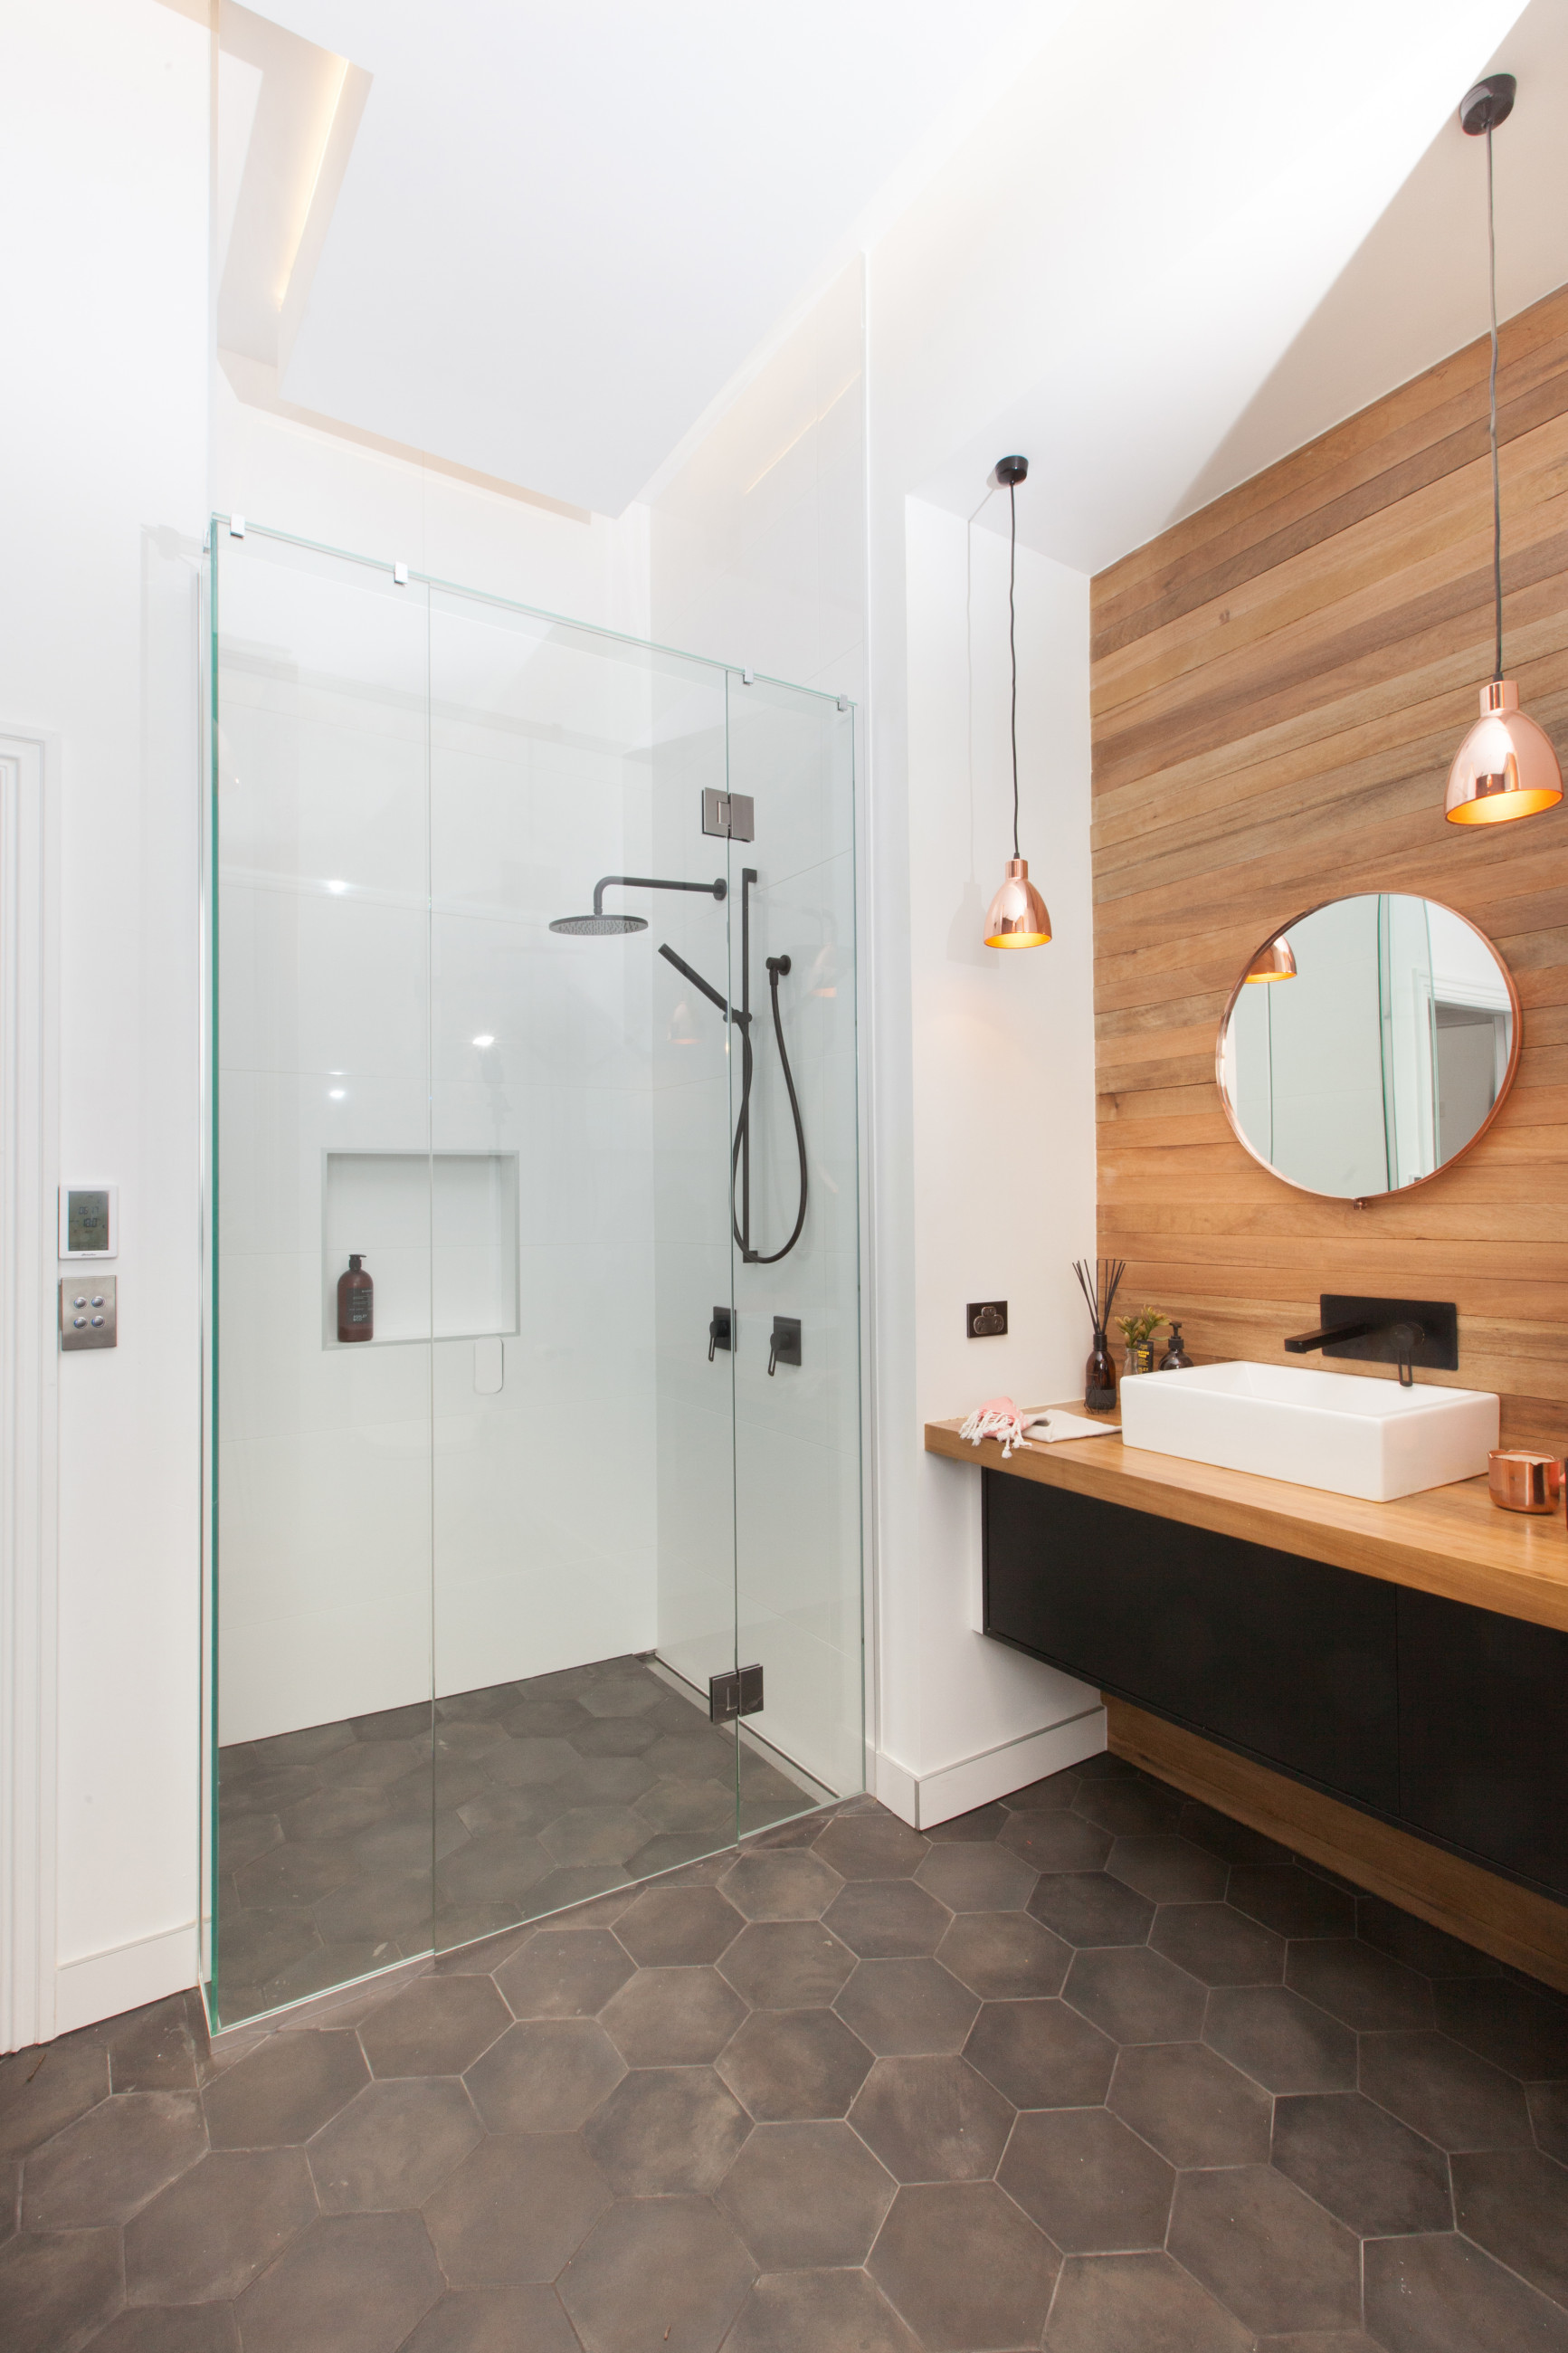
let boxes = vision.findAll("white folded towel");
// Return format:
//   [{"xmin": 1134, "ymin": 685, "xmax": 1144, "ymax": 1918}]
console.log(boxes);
[{"xmin": 1022, "ymin": 1408, "xmax": 1119, "ymax": 1444}]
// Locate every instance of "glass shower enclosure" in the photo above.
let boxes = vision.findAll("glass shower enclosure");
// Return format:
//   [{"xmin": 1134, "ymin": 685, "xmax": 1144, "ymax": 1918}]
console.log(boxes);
[{"xmin": 200, "ymin": 521, "xmax": 861, "ymax": 2028}]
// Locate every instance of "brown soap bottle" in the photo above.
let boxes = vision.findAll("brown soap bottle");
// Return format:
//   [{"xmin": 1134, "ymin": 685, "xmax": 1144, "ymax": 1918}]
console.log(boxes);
[{"xmin": 337, "ymin": 1253, "xmax": 373, "ymax": 1342}]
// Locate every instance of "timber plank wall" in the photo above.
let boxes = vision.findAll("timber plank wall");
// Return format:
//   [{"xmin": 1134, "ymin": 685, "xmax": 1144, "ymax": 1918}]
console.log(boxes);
[{"xmin": 1090, "ymin": 282, "xmax": 1568, "ymax": 1450}]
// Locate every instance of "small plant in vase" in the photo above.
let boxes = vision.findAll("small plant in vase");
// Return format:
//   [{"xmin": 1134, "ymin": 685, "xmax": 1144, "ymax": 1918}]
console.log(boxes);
[{"xmin": 1116, "ymin": 1306, "xmax": 1164, "ymax": 1378}]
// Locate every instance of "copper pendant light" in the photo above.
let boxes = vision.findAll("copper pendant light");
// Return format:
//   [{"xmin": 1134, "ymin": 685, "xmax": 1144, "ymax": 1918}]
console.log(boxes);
[
  {"xmin": 1244, "ymin": 936, "xmax": 1297, "ymax": 983},
  {"xmin": 1446, "ymin": 73, "xmax": 1563, "ymax": 828},
  {"xmin": 984, "ymin": 455, "xmax": 1052, "ymax": 948}
]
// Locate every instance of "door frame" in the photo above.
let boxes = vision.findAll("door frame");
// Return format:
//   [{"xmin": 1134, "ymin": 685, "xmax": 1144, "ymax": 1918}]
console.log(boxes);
[{"xmin": 0, "ymin": 728, "xmax": 60, "ymax": 2053}]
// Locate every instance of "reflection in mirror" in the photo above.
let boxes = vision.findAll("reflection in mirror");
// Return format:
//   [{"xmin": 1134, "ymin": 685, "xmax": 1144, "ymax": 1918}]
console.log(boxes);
[{"xmin": 1219, "ymin": 893, "xmax": 1517, "ymax": 1200}]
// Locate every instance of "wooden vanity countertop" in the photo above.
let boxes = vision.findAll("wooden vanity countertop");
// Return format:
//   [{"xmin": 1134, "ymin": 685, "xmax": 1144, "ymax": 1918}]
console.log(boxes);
[{"xmin": 924, "ymin": 1408, "xmax": 1568, "ymax": 1635}]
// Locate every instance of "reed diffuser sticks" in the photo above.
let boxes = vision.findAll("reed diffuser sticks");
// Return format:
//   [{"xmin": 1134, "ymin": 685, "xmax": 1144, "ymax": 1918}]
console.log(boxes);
[{"xmin": 1073, "ymin": 1258, "xmax": 1124, "ymax": 1412}]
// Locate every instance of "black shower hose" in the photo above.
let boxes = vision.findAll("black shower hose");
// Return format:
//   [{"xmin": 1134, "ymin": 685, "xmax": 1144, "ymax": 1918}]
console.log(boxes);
[{"xmin": 732, "ymin": 954, "xmax": 807, "ymax": 1263}]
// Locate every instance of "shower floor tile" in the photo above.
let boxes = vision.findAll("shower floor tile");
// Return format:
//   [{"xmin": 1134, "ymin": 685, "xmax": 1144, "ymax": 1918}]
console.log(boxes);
[{"xmin": 215, "ymin": 1656, "xmax": 816, "ymax": 2025}]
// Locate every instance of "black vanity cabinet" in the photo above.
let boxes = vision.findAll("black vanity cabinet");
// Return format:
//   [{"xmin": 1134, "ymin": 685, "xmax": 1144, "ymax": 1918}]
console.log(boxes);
[{"xmin": 982, "ymin": 1468, "xmax": 1568, "ymax": 1904}]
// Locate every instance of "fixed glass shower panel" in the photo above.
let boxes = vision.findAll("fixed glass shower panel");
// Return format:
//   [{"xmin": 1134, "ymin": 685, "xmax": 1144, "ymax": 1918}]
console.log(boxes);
[
  {"xmin": 203, "ymin": 523, "xmax": 861, "ymax": 2027},
  {"xmin": 206, "ymin": 530, "xmax": 437, "ymax": 2024}
]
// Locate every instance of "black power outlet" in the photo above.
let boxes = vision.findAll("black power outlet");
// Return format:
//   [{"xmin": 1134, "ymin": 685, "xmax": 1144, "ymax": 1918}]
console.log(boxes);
[{"xmin": 966, "ymin": 1300, "xmax": 1008, "ymax": 1338}]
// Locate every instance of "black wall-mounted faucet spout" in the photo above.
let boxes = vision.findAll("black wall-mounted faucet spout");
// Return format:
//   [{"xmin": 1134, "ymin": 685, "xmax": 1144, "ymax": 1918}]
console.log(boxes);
[{"xmin": 1282, "ymin": 1295, "xmax": 1458, "ymax": 1388}]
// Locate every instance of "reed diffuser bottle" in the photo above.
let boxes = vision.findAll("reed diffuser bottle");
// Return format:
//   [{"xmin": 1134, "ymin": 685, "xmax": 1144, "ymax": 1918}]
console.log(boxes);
[{"xmin": 1073, "ymin": 1258, "xmax": 1124, "ymax": 1413}]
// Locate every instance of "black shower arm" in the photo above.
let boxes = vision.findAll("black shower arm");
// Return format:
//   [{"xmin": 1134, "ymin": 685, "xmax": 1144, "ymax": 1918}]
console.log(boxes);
[
  {"xmin": 658, "ymin": 942, "xmax": 748, "ymax": 1030},
  {"xmin": 591, "ymin": 873, "xmax": 727, "ymax": 916}
]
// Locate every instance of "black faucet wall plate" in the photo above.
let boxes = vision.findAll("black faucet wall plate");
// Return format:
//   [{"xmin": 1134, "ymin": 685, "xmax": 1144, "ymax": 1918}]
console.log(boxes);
[
  {"xmin": 708, "ymin": 1305, "xmax": 733, "ymax": 1360},
  {"xmin": 1310, "ymin": 1295, "xmax": 1458, "ymax": 1373},
  {"xmin": 768, "ymin": 1316, "xmax": 802, "ymax": 1377}
]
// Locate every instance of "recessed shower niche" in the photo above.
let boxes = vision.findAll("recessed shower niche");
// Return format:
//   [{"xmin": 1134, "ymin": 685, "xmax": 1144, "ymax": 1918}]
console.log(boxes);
[
  {"xmin": 201, "ymin": 519, "xmax": 863, "ymax": 2027},
  {"xmin": 321, "ymin": 1151, "xmax": 520, "ymax": 1347}
]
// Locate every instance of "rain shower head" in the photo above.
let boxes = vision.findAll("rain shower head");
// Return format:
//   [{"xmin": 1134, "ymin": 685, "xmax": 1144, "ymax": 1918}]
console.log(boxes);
[
  {"xmin": 550, "ymin": 872, "xmax": 725, "ymax": 936},
  {"xmin": 550, "ymin": 910, "xmax": 647, "ymax": 935}
]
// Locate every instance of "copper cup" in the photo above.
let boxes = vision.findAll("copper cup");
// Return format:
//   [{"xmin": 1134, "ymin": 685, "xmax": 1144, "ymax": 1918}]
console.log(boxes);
[{"xmin": 1487, "ymin": 1450, "xmax": 1563, "ymax": 1514}]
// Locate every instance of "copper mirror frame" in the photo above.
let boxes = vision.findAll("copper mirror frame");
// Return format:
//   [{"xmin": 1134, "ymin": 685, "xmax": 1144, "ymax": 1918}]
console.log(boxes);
[{"xmin": 1215, "ymin": 892, "xmax": 1523, "ymax": 1205}]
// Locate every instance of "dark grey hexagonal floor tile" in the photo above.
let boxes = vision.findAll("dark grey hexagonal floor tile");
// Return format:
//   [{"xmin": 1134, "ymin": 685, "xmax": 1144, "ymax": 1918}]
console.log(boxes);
[
  {"xmin": 914, "ymin": 1841, "xmax": 1036, "ymax": 1914},
  {"xmin": 451, "ymin": 1786, "xmax": 556, "ymax": 1842},
  {"xmin": 834, "ymin": 1959, "xmax": 980, "ymax": 2057},
  {"xmin": 1071, "ymin": 1779, "xmax": 1183, "ymax": 1838},
  {"xmin": 583, "ymin": 2067, "xmax": 750, "ymax": 2195},
  {"xmin": 0, "ymin": 2033, "xmax": 110, "ymax": 2168},
  {"xmin": 539, "ymin": 1806, "xmax": 649, "ymax": 1869},
  {"xmin": 232, "ymin": 2210, "xmax": 442, "ymax": 2353},
  {"xmin": 999, "ymin": 1810, "xmax": 1114, "ymax": 1874},
  {"xmin": 0, "ymin": 2226, "xmax": 122, "ymax": 2351},
  {"xmin": 109, "ymin": 1997, "xmax": 203, "ymax": 2097},
  {"xmin": 1027, "ymin": 1871, "xmax": 1152, "ymax": 1948},
  {"xmin": 1001, "ymin": 2105, "xmax": 1174, "ymax": 2253},
  {"xmin": 965, "ymin": 1996, "xmax": 1116, "ymax": 2110},
  {"xmin": 1364, "ymin": 2229, "xmax": 1568, "ymax": 2353},
  {"xmin": 1434, "ymin": 1977, "xmax": 1568, "ymax": 2080},
  {"xmin": 1273, "ymin": 2091, "xmax": 1452, "ymax": 2237},
  {"xmin": 1453, "ymin": 2146, "xmax": 1568, "ymax": 2310},
  {"xmin": 634, "ymin": 1779, "xmax": 736, "ymax": 1838},
  {"xmin": 1106, "ymin": 1834, "xmax": 1229, "ymax": 1906},
  {"xmin": 569, "ymin": 1713, "xmax": 661, "ymax": 1758},
  {"xmin": 614, "ymin": 1885, "xmax": 743, "ymax": 1967},
  {"xmin": 234, "ymin": 1840, "xmax": 362, "ymax": 1910},
  {"xmin": 494, "ymin": 1928, "xmax": 635, "ymax": 2017},
  {"xmin": 1204, "ymin": 1985, "xmax": 1358, "ymax": 2094},
  {"xmin": 1286, "ymin": 1937, "xmax": 1433, "ymax": 2033},
  {"xmin": 1168, "ymin": 2164, "xmax": 1361, "ymax": 2337},
  {"xmin": 21, "ymin": 2091, "xmax": 205, "ymax": 2227},
  {"xmin": 310, "ymin": 1872, "xmax": 432, "ymax": 1947},
  {"xmin": 1108, "ymin": 2040, "xmax": 1272, "ymax": 2169},
  {"xmin": 717, "ymin": 2118, "xmax": 894, "ymax": 2268},
  {"xmin": 599, "ymin": 1967, "xmax": 746, "ymax": 2067},
  {"xmin": 515, "ymin": 1862, "xmax": 634, "ymax": 1920},
  {"xmin": 124, "ymin": 2147, "xmax": 317, "ymax": 2303},
  {"xmin": 359, "ymin": 1976, "xmax": 509, "ymax": 2078},
  {"xmin": 1360, "ymin": 2029, "xmax": 1532, "ymax": 2152},
  {"xmin": 937, "ymin": 1909, "xmax": 1069, "ymax": 2001},
  {"xmin": 1529, "ymin": 2081, "xmax": 1568, "ymax": 2165},
  {"xmin": 1005, "ymin": 1766, "xmax": 1093, "ymax": 1811},
  {"xmin": 1065, "ymin": 1946, "xmax": 1206, "ymax": 2045},
  {"xmin": 308, "ymin": 2077, "xmax": 481, "ymax": 2210},
  {"xmin": 719, "ymin": 1920, "xmax": 854, "ymax": 2010},
  {"xmin": 724, "ymin": 2267, "xmax": 920, "ymax": 2353},
  {"xmin": 869, "ymin": 2180, "xmax": 1060, "ymax": 2350},
  {"xmin": 1149, "ymin": 1902, "xmax": 1284, "ymax": 1987},
  {"xmin": 557, "ymin": 2195, "xmax": 755, "ymax": 2353},
  {"xmin": 848, "ymin": 2053, "xmax": 1012, "ymax": 2182},
  {"xmin": 464, "ymin": 2017, "xmax": 624, "ymax": 2133},
  {"xmin": 1225, "ymin": 1866, "xmax": 1355, "ymax": 1941},
  {"xmin": 721, "ymin": 1851, "xmax": 843, "ymax": 1921},
  {"xmin": 1044, "ymin": 2250, "xmax": 1255, "ymax": 2352},
  {"xmin": 822, "ymin": 1880, "xmax": 951, "ymax": 1958},
  {"xmin": 925, "ymin": 1803, "xmax": 1011, "ymax": 1843},
  {"xmin": 718, "ymin": 2011, "xmax": 872, "ymax": 2122},
  {"xmin": 395, "ymin": 2284, "xmax": 579, "ymax": 2352},
  {"xmin": 479, "ymin": 1736, "xmax": 579, "ymax": 1790},
  {"xmin": 219, "ymin": 1813, "xmax": 284, "ymax": 1875},
  {"xmin": 80, "ymin": 2302, "xmax": 241, "ymax": 2351},
  {"xmin": 813, "ymin": 1814, "xmax": 927, "ymax": 1881},
  {"xmin": 1356, "ymin": 1895, "xmax": 1504, "ymax": 1980},
  {"xmin": 203, "ymin": 2030, "xmax": 367, "ymax": 2148},
  {"xmin": 1176, "ymin": 1799, "xmax": 1293, "ymax": 1869},
  {"xmin": 423, "ymin": 2134, "xmax": 609, "ymax": 2284}
]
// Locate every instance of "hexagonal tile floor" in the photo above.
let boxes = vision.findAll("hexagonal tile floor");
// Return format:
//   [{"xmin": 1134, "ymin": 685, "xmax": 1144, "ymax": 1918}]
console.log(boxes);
[
  {"xmin": 214, "ymin": 1654, "xmax": 816, "ymax": 2024},
  {"xmin": 5, "ymin": 1756, "xmax": 1568, "ymax": 2351}
]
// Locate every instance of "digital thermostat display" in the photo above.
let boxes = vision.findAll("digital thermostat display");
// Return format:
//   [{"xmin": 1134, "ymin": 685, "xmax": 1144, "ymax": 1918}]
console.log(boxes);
[{"xmin": 60, "ymin": 1186, "xmax": 117, "ymax": 1259}]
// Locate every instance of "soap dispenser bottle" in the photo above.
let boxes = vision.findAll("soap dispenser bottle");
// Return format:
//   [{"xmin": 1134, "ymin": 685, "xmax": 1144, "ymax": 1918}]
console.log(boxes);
[
  {"xmin": 337, "ymin": 1253, "xmax": 374, "ymax": 1343},
  {"xmin": 1158, "ymin": 1320, "xmax": 1193, "ymax": 1370}
]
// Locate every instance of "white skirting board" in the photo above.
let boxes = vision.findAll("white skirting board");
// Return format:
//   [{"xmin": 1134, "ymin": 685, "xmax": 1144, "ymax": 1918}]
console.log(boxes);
[
  {"xmin": 875, "ymin": 1703, "xmax": 1107, "ymax": 1830},
  {"xmin": 53, "ymin": 1921, "xmax": 198, "ymax": 2038}
]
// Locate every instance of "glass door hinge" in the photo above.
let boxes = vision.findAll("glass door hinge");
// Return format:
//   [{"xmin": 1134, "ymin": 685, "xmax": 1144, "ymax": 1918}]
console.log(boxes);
[{"xmin": 709, "ymin": 1664, "xmax": 765, "ymax": 1722}]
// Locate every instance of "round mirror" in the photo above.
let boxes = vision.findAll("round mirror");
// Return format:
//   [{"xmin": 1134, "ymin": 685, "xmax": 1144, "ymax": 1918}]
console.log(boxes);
[{"xmin": 1217, "ymin": 893, "xmax": 1520, "ymax": 1201}]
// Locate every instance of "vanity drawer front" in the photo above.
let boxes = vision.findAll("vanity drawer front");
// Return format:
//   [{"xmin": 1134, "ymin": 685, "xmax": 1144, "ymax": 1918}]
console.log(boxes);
[
  {"xmin": 982, "ymin": 1471, "xmax": 1399, "ymax": 1811},
  {"xmin": 1397, "ymin": 1588, "xmax": 1568, "ymax": 1902}
]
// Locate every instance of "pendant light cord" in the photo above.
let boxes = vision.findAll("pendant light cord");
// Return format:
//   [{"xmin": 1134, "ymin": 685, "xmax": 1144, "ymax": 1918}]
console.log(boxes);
[
  {"xmin": 1487, "ymin": 121, "xmax": 1504, "ymax": 681},
  {"xmin": 1008, "ymin": 478, "xmax": 1020, "ymax": 859}
]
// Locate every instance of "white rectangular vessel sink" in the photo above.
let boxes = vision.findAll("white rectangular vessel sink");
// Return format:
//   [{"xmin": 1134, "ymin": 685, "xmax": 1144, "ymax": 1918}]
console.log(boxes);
[{"xmin": 1117, "ymin": 1360, "xmax": 1499, "ymax": 1502}]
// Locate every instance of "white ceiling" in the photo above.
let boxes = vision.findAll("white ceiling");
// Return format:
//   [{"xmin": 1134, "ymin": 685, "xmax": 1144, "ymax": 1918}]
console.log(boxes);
[
  {"xmin": 232, "ymin": 0, "xmax": 1066, "ymax": 513},
  {"xmin": 223, "ymin": 0, "xmax": 1568, "ymax": 556}
]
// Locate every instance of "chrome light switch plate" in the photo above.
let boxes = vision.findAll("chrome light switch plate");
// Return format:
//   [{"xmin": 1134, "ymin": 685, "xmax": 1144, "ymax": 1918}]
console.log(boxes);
[{"xmin": 61, "ymin": 1274, "xmax": 117, "ymax": 1350}]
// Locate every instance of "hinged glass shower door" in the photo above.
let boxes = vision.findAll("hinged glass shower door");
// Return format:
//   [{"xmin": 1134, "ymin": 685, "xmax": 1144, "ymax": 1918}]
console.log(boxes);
[{"xmin": 202, "ymin": 522, "xmax": 860, "ymax": 2029}]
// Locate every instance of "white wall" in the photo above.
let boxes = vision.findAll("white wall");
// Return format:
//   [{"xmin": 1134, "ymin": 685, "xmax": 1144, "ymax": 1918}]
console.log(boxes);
[{"xmin": 0, "ymin": 0, "xmax": 210, "ymax": 2034}]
